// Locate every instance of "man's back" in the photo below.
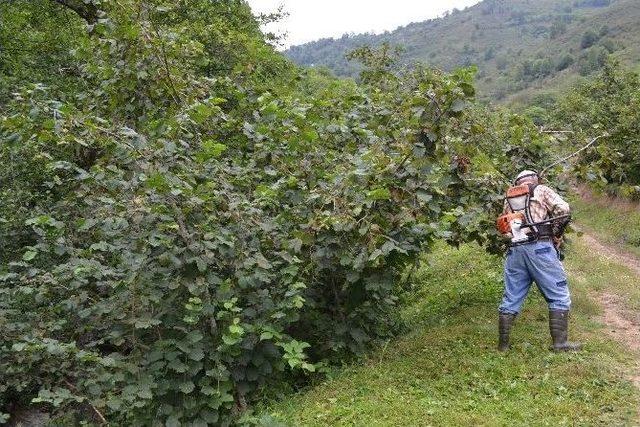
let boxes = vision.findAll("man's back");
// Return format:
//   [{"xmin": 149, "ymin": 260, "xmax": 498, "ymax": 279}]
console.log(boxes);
[{"xmin": 503, "ymin": 184, "xmax": 570, "ymax": 223}]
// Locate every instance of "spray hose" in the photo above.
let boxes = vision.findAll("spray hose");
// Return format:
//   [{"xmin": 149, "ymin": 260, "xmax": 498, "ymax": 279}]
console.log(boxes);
[
  {"xmin": 520, "ymin": 214, "xmax": 571, "ymax": 229},
  {"xmin": 539, "ymin": 133, "xmax": 608, "ymax": 177}
]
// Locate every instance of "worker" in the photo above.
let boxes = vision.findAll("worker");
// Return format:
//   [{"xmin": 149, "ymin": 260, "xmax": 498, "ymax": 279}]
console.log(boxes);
[{"xmin": 497, "ymin": 170, "xmax": 581, "ymax": 352}]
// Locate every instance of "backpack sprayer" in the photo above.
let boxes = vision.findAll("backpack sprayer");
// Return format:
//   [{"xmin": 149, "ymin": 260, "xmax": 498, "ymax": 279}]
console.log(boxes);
[
  {"xmin": 496, "ymin": 183, "xmax": 566, "ymax": 244},
  {"xmin": 497, "ymin": 212, "xmax": 571, "ymax": 244},
  {"xmin": 496, "ymin": 133, "xmax": 607, "ymax": 245}
]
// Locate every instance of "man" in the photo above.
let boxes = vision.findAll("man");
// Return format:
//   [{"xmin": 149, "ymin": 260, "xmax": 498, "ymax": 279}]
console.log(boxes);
[{"xmin": 498, "ymin": 170, "xmax": 581, "ymax": 352}]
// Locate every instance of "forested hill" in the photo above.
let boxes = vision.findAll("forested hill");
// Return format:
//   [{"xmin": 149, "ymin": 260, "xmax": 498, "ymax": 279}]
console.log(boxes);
[{"xmin": 285, "ymin": 0, "xmax": 640, "ymax": 105}]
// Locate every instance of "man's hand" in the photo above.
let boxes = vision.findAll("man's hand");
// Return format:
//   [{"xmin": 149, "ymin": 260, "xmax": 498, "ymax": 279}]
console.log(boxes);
[
  {"xmin": 552, "ymin": 215, "xmax": 572, "ymax": 239},
  {"xmin": 553, "ymin": 236, "xmax": 566, "ymax": 261},
  {"xmin": 553, "ymin": 236, "xmax": 564, "ymax": 249}
]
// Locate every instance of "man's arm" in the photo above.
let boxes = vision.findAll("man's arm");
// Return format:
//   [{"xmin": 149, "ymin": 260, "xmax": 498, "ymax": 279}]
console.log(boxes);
[
  {"xmin": 540, "ymin": 186, "xmax": 571, "ymax": 239},
  {"xmin": 540, "ymin": 185, "xmax": 570, "ymax": 217}
]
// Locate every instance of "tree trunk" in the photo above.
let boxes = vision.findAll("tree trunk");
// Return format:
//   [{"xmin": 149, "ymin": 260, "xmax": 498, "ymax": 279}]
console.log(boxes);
[{"xmin": 51, "ymin": 0, "xmax": 99, "ymax": 24}]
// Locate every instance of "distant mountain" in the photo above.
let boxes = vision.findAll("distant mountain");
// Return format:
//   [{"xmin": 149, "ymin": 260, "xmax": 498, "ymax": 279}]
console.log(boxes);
[{"xmin": 284, "ymin": 0, "xmax": 640, "ymax": 105}]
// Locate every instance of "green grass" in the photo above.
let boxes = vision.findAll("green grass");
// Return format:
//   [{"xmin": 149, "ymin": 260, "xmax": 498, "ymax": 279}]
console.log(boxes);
[
  {"xmin": 571, "ymin": 192, "xmax": 640, "ymax": 259},
  {"xmin": 568, "ymin": 192, "xmax": 640, "ymax": 312},
  {"xmin": 568, "ymin": 237, "xmax": 640, "ymax": 312},
  {"xmin": 261, "ymin": 242, "xmax": 640, "ymax": 426}
]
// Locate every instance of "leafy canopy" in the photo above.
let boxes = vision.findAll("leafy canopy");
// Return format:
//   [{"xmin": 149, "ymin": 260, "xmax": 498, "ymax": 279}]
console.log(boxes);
[{"xmin": 0, "ymin": 0, "xmax": 553, "ymax": 425}]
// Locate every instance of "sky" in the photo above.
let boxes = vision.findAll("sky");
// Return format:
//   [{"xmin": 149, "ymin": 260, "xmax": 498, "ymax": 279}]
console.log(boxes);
[{"xmin": 247, "ymin": 0, "xmax": 482, "ymax": 49}]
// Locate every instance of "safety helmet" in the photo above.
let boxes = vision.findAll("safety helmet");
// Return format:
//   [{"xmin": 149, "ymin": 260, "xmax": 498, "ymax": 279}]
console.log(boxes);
[{"xmin": 514, "ymin": 170, "xmax": 538, "ymax": 184}]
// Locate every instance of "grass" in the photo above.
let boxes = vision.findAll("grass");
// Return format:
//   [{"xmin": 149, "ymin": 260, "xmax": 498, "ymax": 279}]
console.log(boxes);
[
  {"xmin": 567, "ymin": 237, "xmax": 640, "ymax": 312},
  {"xmin": 570, "ymin": 190, "xmax": 640, "ymax": 259},
  {"xmin": 261, "ymin": 242, "xmax": 640, "ymax": 426},
  {"xmin": 568, "ymin": 190, "xmax": 640, "ymax": 312}
]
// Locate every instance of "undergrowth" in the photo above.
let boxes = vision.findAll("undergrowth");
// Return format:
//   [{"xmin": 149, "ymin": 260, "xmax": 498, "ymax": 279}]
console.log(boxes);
[{"xmin": 259, "ymin": 242, "xmax": 639, "ymax": 426}]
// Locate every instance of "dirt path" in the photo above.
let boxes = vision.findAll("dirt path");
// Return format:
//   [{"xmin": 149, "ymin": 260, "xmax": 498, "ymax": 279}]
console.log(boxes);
[
  {"xmin": 578, "ymin": 230, "xmax": 640, "ymax": 388},
  {"xmin": 580, "ymin": 232, "xmax": 640, "ymax": 276}
]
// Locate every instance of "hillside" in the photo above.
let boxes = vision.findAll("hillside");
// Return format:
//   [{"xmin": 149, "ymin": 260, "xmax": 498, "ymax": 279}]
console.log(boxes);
[
  {"xmin": 285, "ymin": 0, "xmax": 640, "ymax": 105},
  {"xmin": 3, "ymin": 1, "xmax": 640, "ymax": 425}
]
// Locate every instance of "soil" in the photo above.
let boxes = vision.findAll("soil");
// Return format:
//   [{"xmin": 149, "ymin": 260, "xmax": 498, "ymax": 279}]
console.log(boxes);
[{"xmin": 579, "ymin": 230, "xmax": 640, "ymax": 388}]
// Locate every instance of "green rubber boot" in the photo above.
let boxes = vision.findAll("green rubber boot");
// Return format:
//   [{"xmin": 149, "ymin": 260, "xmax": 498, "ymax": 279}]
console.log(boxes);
[
  {"xmin": 498, "ymin": 313, "xmax": 516, "ymax": 352},
  {"xmin": 549, "ymin": 310, "xmax": 582, "ymax": 352}
]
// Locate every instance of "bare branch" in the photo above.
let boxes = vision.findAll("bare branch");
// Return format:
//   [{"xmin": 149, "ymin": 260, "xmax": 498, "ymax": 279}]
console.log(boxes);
[
  {"xmin": 539, "ymin": 129, "xmax": 575, "ymax": 134},
  {"xmin": 51, "ymin": 0, "xmax": 98, "ymax": 24}
]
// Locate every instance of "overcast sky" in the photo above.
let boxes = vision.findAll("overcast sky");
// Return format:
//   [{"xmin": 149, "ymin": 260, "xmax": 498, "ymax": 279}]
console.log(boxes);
[{"xmin": 247, "ymin": 0, "xmax": 482, "ymax": 48}]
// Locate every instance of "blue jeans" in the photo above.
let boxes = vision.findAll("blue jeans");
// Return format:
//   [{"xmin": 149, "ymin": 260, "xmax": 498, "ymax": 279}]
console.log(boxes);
[{"xmin": 499, "ymin": 240, "xmax": 571, "ymax": 315}]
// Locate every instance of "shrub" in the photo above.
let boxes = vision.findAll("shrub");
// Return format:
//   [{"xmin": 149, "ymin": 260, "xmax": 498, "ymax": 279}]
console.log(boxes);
[
  {"xmin": 550, "ymin": 20, "xmax": 567, "ymax": 39},
  {"xmin": 581, "ymin": 30, "xmax": 600, "ymax": 49},
  {"xmin": 0, "ymin": 2, "xmax": 555, "ymax": 425},
  {"xmin": 555, "ymin": 61, "xmax": 640, "ymax": 193},
  {"xmin": 496, "ymin": 56, "xmax": 509, "ymax": 71},
  {"xmin": 557, "ymin": 54, "xmax": 575, "ymax": 71},
  {"xmin": 519, "ymin": 57, "xmax": 555, "ymax": 81},
  {"xmin": 577, "ymin": 47, "xmax": 609, "ymax": 75}
]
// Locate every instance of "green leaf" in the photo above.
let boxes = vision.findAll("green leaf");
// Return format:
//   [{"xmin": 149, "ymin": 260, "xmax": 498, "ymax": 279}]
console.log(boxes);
[
  {"xmin": 137, "ymin": 388, "xmax": 153, "ymax": 399},
  {"xmin": 12, "ymin": 343, "xmax": 27, "ymax": 352},
  {"xmin": 166, "ymin": 415, "xmax": 181, "ymax": 427},
  {"xmin": 381, "ymin": 240, "xmax": 396, "ymax": 255},
  {"xmin": 146, "ymin": 172, "xmax": 169, "ymax": 192},
  {"xmin": 197, "ymin": 140, "xmax": 227, "ymax": 162},
  {"xmin": 221, "ymin": 334, "xmax": 240, "ymax": 345},
  {"xmin": 368, "ymin": 249, "xmax": 383, "ymax": 261},
  {"xmin": 302, "ymin": 130, "xmax": 319, "ymax": 142},
  {"xmin": 450, "ymin": 99, "xmax": 467, "ymax": 112},
  {"xmin": 195, "ymin": 257, "xmax": 207, "ymax": 272},
  {"xmin": 89, "ymin": 241, "xmax": 110, "ymax": 252},
  {"xmin": 260, "ymin": 332, "xmax": 273, "ymax": 341},
  {"xmin": 417, "ymin": 190, "xmax": 433, "ymax": 203},
  {"xmin": 168, "ymin": 359, "xmax": 188, "ymax": 373},
  {"xmin": 189, "ymin": 347, "xmax": 204, "ymax": 361},
  {"xmin": 178, "ymin": 381, "xmax": 195, "ymax": 394},
  {"xmin": 186, "ymin": 331, "xmax": 204, "ymax": 343},
  {"xmin": 228, "ymin": 324, "xmax": 244, "ymax": 335},
  {"xmin": 367, "ymin": 188, "xmax": 391, "ymax": 201},
  {"xmin": 22, "ymin": 250, "xmax": 37, "ymax": 261},
  {"xmin": 201, "ymin": 385, "xmax": 216, "ymax": 396},
  {"xmin": 459, "ymin": 82, "xmax": 476, "ymax": 97},
  {"xmin": 134, "ymin": 318, "xmax": 161, "ymax": 329}
]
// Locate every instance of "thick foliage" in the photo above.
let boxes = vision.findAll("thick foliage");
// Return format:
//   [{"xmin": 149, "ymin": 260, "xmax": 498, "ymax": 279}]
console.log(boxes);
[
  {"xmin": 554, "ymin": 61, "xmax": 640, "ymax": 198},
  {"xmin": 0, "ymin": 1, "xmax": 86, "ymax": 103},
  {"xmin": 0, "ymin": 65, "xmax": 484, "ymax": 427},
  {"xmin": 0, "ymin": 1, "xmax": 552, "ymax": 425}
]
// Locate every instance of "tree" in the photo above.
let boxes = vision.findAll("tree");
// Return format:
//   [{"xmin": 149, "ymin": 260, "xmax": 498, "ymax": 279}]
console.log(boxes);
[
  {"xmin": 484, "ymin": 47, "xmax": 496, "ymax": 61},
  {"xmin": 555, "ymin": 60, "xmax": 640, "ymax": 197},
  {"xmin": 550, "ymin": 20, "xmax": 567, "ymax": 39},
  {"xmin": 50, "ymin": 0, "xmax": 99, "ymax": 23},
  {"xmin": 581, "ymin": 30, "xmax": 600, "ymax": 49},
  {"xmin": 578, "ymin": 46, "xmax": 608, "ymax": 75},
  {"xmin": 556, "ymin": 54, "xmax": 575, "ymax": 71},
  {"xmin": 0, "ymin": 1, "xmax": 563, "ymax": 424}
]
